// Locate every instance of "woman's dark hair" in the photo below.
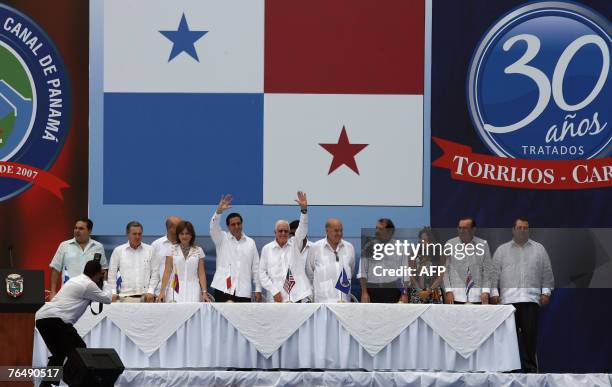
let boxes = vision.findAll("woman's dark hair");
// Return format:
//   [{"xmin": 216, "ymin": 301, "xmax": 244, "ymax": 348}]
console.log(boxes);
[
  {"xmin": 418, "ymin": 226, "xmax": 443, "ymax": 265},
  {"xmin": 176, "ymin": 220, "xmax": 196, "ymax": 246}
]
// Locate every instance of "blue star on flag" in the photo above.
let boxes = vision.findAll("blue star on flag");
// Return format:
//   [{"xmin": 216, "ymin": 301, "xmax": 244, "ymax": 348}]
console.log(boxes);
[{"xmin": 159, "ymin": 13, "xmax": 208, "ymax": 62}]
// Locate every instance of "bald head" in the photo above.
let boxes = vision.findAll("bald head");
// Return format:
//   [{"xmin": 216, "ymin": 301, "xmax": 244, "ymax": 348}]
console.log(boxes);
[
  {"xmin": 165, "ymin": 216, "xmax": 182, "ymax": 243},
  {"xmin": 325, "ymin": 218, "xmax": 343, "ymax": 247}
]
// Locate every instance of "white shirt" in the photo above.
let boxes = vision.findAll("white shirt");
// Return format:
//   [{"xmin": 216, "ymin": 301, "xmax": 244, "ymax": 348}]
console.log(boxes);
[
  {"xmin": 308, "ymin": 238, "xmax": 355, "ymax": 303},
  {"xmin": 107, "ymin": 242, "xmax": 158, "ymax": 295},
  {"xmin": 151, "ymin": 236, "xmax": 175, "ymax": 295},
  {"xmin": 492, "ymin": 239, "xmax": 554, "ymax": 305},
  {"xmin": 259, "ymin": 213, "xmax": 312, "ymax": 302},
  {"xmin": 49, "ymin": 238, "xmax": 108, "ymax": 281},
  {"xmin": 36, "ymin": 274, "xmax": 112, "ymax": 324},
  {"xmin": 210, "ymin": 213, "xmax": 261, "ymax": 298},
  {"xmin": 443, "ymin": 236, "xmax": 493, "ymax": 303}
]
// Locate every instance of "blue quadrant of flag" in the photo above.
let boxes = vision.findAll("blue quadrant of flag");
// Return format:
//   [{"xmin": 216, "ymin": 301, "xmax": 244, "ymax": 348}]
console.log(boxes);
[{"xmin": 103, "ymin": 93, "xmax": 264, "ymax": 204}]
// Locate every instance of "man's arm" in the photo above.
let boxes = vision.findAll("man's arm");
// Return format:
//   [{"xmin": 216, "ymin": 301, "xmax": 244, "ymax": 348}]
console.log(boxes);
[
  {"xmin": 481, "ymin": 241, "xmax": 493, "ymax": 293},
  {"xmin": 210, "ymin": 194, "xmax": 232, "ymax": 246},
  {"xmin": 294, "ymin": 191, "xmax": 308, "ymax": 248},
  {"xmin": 443, "ymin": 246, "xmax": 456, "ymax": 304},
  {"xmin": 443, "ymin": 253, "xmax": 452, "ymax": 290},
  {"xmin": 357, "ymin": 243, "xmax": 370, "ymax": 302},
  {"xmin": 49, "ymin": 269, "xmax": 60, "ymax": 300},
  {"xmin": 48, "ymin": 243, "xmax": 65, "ymax": 298},
  {"xmin": 107, "ymin": 248, "xmax": 120, "ymax": 294},
  {"xmin": 85, "ymin": 281, "xmax": 112, "ymax": 304},
  {"xmin": 480, "ymin": 241, "xmax": 492, "ymax": 304},
  {"xmin": 540, "ymin": 246, "xmax": 554, "ymax": 304},
  {"xmin": 146, "ymin": 247, "xmax": 160, "ymax": 296},
  {"xmin": 306, "ymin": 246, "xmax": 316, "ymax": 284},
  {"xmin": 158, "ymin": 256, "xmax": 173, "ymax": 302},
  {"xmin": 258, "ymin": 247, "xmax": 278, "ymax": 301},
  {"xmin": 348, "ymin": 244, "xmax": 356, "ymax": 278},
  {"xmin": 251, "ymin": 243, "xmax": 262, "ymax": 294}
]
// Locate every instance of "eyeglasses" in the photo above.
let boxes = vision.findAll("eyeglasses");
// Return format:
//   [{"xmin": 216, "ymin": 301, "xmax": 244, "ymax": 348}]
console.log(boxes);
[
  {"xmin": 334, "ymin": 250, "xmax": 339, "ymax": 262},
  {"xmin": 277, "ymin": 230, "xmax": 290, "ymax": 234}
]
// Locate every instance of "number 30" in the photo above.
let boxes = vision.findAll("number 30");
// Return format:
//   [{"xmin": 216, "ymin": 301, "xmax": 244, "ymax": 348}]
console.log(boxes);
[{"xmin": 484, "ymin": 34, "xmax": 609, "ymax": 134}]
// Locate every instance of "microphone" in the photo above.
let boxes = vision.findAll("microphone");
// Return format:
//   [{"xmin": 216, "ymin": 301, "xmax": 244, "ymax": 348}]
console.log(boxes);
[{"xmin": 93, "ymin": 253, "xmax": 101, "ymax": 262}]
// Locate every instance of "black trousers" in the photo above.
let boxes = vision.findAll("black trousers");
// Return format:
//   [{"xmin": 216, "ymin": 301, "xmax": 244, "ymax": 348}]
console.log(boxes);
[
  {"xmin": 214, "ymin": 289, "xmax": 251, "ymax": 303},
  {"xmin": 36, "ymin": 318, "xmax": 87, "ymax": 385},
  {"xmin": 513, "ymin": 302, "xmax": 539, "ymax": 373},
  {"xmin": 366, "ymin": 285, "xmax": 401, "ymax": 303}
]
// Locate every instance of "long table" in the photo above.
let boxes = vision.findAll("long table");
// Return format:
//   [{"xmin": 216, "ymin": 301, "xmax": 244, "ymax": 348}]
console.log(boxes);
[{"xmin": 32, "ymin": 303, "xmax": 520, "ymax": 371}]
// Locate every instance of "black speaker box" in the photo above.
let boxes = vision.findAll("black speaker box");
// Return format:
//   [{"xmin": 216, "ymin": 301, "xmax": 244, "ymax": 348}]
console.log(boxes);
[{"xmin": 65, "ymin": 348, "xmax": 125, "ymax": 387}]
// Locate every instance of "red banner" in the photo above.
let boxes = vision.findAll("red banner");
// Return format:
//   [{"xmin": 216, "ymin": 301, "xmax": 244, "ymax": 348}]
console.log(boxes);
[
  {"xmin": 432, "ymin": 137, "xmax": 612, "ymax": 190},
  {"xmin": 0, "ymin": 162, "xmax": 69, "ymax": 199}
]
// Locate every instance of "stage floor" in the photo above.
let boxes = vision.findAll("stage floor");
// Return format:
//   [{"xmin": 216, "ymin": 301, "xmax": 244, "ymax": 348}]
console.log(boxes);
[{"xmin": 108, "ymin": 369, "xmax": 612, "ymax": 386}]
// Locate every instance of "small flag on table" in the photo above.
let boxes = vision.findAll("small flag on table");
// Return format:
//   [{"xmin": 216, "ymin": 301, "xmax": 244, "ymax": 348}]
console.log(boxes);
[
  {"xmin": 116, "ymin": 273, "xmax": 122, "ymax": 293},
  {"xmin": 226, "ymin": 273, "xmax": 232, "ymax": 290},
  {"xmin": 170, "ymin": 272, "xmax": 180, "ymax": 294},
  {"xmin": 335, "ymin": 267, "xmax": 351, "ymax": 294},
  {"xmin": 283, "ymin": 268, "xmax": 296, "ymax": 294},
  {"xmin": 396, "ymin": 277, "xmax": 407, "ymax": 295},
  {"xmin": 465, "ymin": 267, "xmax": 474, "ymax": 298}
]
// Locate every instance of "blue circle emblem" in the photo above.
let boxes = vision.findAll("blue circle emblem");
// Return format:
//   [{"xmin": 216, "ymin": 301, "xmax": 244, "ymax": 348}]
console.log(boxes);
[
  {"xmin": 467, "ymin": 1, "xmax": 611, "ymax": 160},
  {"xmin": 0, "ymin": 5, "xmax": 71, "ymax": 201}
]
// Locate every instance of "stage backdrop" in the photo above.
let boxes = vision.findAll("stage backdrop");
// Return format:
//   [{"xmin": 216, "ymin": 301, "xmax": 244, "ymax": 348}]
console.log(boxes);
[
  {"xmin": 0, "ymin": 0, "xmax": 88, "ymax": 287},
  {"xmin": 430, "ymin": 0, "xmax": 611, "ymax": 372},
  {"xmin": 88, "ymin": 0, "xmax": 430, "ymax": 238}
]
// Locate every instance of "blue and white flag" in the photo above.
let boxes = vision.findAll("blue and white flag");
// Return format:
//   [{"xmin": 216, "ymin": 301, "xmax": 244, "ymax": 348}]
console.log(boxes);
[
  {"xmin": 335, "ymin": 267, "xmax": 351, "ymax": 295},
  {"xmin": 116, "ymin": 273, "xmax": 123, "ymax": 294}
]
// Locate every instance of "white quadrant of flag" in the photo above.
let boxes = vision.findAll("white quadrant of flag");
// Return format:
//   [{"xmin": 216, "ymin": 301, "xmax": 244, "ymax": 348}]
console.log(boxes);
[
  {"xmin": 263, "ymin": 94, "xmax": 423, "ymax": 206},
  {"xmin": 103, "ymin": 0, "xmax": 264, "ymax": 93}
]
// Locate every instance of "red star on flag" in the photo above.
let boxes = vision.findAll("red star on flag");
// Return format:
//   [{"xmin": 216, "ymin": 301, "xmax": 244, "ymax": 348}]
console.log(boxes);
[{"xmin": 319, "ymin": 126, "xmax": 369, "ymax": 175}]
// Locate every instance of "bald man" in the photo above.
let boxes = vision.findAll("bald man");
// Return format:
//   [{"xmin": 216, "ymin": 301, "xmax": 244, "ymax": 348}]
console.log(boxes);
[
  {"xmin": 151, "ymin": 216, "xmax": 182, "ymax": 298},
  {"xmin": 307, "ymin": 218, "xmax": 355, "ymax": 302}
]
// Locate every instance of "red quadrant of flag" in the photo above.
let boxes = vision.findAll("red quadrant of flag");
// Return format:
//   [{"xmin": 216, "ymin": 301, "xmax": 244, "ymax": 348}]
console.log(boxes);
[{"xmin": 265, "ymin": 0, "xmax": 425, "ymax": 94}]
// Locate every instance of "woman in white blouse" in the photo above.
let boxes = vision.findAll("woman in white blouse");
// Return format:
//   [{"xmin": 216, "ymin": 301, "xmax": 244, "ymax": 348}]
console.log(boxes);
[{"xmin": 158, "ymin": 221, "xmax": 211, "ymax": 303}]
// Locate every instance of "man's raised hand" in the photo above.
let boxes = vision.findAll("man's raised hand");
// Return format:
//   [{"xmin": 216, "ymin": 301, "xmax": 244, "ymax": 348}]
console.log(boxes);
[
  {"xmin": 295, "ymin": 191, "xmax": 307, "ymax": 211},
  {"xmin": 216, "ymin": 194, "xmax": 233, "ymax": 214}
]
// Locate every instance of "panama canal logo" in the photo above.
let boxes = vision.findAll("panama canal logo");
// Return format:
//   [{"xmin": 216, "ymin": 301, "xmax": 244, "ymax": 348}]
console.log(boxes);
[
  {"xmin": 434, "ymin": 1, "xmax": 611, "ymax": 189},
  {"xmin": 0, "ymin": 5, "xmax": 70, "ymax": 201},
  {"xmin": 468, "ymin": 1, "xmax": 610, "ymax": 160}
]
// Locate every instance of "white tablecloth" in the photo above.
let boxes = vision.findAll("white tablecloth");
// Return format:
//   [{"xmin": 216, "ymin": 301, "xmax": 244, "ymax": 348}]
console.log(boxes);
[{"xmin": 32, "ymin": 303, "xmax": 520, "ymax": 371}]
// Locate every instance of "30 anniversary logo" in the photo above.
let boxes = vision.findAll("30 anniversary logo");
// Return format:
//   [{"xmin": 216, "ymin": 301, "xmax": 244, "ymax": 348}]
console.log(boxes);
[
  {"xmin": 434, "ymin": 1, "xmax": 611, "ymax": 189},
  {"xmin": 0, "ymin": 5, "xmax": 70, "ymax": 201}
]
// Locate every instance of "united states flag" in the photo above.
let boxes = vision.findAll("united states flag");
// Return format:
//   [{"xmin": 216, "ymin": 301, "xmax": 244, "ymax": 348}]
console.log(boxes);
[{"xmin": 283, "ymin": 268, "xmax": 295, "ymax": 295}]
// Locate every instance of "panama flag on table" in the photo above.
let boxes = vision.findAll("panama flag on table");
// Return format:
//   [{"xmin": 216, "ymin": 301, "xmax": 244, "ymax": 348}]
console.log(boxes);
[{"xmin": 101, "ymin": 0, "xmax": 424, "ymax": 206}]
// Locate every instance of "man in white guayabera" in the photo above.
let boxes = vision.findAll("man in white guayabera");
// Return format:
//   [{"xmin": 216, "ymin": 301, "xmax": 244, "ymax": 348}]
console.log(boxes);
[
  {"xmin": 443, "ymin": 217, "xmax": 493, "ymax": 304},
  {"xmin": 491, "ymin": 217, "xmax": 554, "ymax": 373}
]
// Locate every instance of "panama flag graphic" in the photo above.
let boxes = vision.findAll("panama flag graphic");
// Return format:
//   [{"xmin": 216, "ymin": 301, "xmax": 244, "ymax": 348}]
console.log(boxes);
[{"xmin": 96, "ymin": 0, "xmax": 424, "ymax": 213}]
